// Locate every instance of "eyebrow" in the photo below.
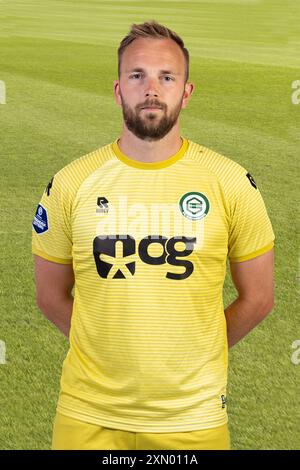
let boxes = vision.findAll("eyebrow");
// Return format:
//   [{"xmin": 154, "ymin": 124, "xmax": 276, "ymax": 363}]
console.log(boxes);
[{"xmin": 125, "ymin": 67, "xmax": 179, "ymax": 75}]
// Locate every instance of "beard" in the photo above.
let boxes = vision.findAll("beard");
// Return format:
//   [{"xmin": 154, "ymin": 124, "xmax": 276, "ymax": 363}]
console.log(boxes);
[{"xmin": 119, "ymin": 90, "xmax": 184, "ymax": 142}]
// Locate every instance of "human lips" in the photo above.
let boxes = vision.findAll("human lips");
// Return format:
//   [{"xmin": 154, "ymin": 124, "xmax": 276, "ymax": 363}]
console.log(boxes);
[{"xmin": 141, "ymin": 105, "xmax": 162, "ymax": 110}]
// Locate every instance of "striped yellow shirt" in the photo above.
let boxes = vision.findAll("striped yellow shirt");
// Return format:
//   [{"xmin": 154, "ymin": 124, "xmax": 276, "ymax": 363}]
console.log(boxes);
[{"xmin": 32, "ymin": 137, "xmax": 275, "ymax": 432}]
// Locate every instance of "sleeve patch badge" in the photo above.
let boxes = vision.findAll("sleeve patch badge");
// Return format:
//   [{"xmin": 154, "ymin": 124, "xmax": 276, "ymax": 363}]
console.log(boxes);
[
  {"xmin": 32, "ymin": 204, "xmax": 49, "ymax": 234},
  {"xmin": 246, "ymin": 172, "xmax": 257, "ymax": 189}
]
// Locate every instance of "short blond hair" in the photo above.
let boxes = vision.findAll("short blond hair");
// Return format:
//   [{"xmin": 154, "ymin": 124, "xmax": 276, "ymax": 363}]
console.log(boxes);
[{"xmin": 118, "ymin": 20, "xmax": 189, "ymax": 82}]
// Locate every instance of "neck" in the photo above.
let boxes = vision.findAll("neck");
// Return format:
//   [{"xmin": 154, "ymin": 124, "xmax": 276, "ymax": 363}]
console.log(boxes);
[{"xmin": 117, "ymin": 123, "xmax": 183, "ymax": 163}]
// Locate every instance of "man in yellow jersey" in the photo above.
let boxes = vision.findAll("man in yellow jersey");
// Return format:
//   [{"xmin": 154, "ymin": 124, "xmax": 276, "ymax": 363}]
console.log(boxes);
[{"xmin": 32, "ymin": 21, "xmax": 275, "ymax": 450}]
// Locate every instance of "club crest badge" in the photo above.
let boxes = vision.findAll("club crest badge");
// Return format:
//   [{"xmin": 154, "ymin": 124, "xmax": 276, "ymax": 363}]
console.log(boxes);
[{"xmin": 179, "ymin": 192, "xmax": 210, "ymax": 220}]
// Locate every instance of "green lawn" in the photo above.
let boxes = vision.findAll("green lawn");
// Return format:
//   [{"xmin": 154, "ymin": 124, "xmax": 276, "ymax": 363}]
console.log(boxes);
[{"xmin": 0, "ymin": 0, "xmax": 299, "ymax": 450}]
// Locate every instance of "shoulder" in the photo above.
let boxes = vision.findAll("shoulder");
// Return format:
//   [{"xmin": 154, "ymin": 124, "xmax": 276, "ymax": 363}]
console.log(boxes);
[
  {"xmin": 186, "ymin": 139, "xmax": 257, "ymax": 194},
  {"xmin": 187, "ymin": 139, "xmax": 247, "ymax": 179},
  {"xmin": 50, "ymin": 142, "xmax": 115, "ymax": 195}
]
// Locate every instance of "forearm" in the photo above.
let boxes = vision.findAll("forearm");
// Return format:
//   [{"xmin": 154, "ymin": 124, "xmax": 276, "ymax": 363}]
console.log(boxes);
[
  {"xmin": 224, "ymin": 296, "xmax": 273, "ymax": 348},
  {"xmin": 38, "ymin": 295, "xmax": 74, "ymax": 338}
]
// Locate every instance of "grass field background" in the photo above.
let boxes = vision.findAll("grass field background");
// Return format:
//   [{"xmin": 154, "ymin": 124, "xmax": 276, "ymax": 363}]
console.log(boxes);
[{"xmin": 0, "ymin": 0, "xmax": 299, "ymax": 450}]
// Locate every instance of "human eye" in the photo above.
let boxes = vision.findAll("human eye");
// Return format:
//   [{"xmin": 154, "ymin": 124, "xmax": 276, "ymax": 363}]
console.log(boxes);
[
  {"xmin": 162, "ymin": 75, "xmax": 174, "ymax": 82},
  {"xmin": 130, "ymin": 73, "xmax": 142, "ymax": 79}
]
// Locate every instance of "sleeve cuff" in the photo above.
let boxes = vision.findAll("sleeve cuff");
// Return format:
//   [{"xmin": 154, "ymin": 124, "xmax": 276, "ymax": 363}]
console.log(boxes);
[
  {"xmin": 229, "ymin": 241, "xmax": 274, "ymax": 263},
  {"xmin": 32, "ymin": 248, "xmax": 72, "ymax": 265}
]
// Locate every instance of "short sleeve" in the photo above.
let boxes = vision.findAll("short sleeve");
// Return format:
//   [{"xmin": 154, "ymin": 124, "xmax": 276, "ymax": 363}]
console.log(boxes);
[
  {"xmin": 228, "ymin": 169, "xmax": 275, "ymax": 262},
  {"xmin": 32, "ymin": 172, "xmax": 73, "ymax": 264}
]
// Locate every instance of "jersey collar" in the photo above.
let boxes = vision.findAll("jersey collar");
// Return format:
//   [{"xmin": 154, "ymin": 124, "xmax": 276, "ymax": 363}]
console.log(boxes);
[{"xmin": 111, "ymin": 137, "xmax": 189, "ymax": 170}]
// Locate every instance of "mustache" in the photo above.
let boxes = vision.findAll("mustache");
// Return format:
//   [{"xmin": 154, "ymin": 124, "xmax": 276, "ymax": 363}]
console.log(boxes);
[{"xmin": 139, "ymin": 101, "xmax": 166, "ymax": 110}]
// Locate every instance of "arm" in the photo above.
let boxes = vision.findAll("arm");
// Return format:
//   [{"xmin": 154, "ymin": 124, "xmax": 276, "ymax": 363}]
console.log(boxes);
[
  {"xmin": 225, "ymin": 248, "xmax": 275, "ymax": 348},
  {"xmin": 34, "ymin": 255, "xmax": 75, "ymax": 338}
]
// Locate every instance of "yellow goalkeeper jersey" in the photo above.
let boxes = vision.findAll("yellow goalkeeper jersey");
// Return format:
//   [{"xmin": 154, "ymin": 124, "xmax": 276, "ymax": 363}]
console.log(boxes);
[{"xmin": 32, "ymin": 136, "xmax": 275, "ymax": 432}]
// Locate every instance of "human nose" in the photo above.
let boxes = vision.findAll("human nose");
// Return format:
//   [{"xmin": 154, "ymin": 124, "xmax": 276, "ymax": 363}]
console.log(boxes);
[{"xmin": 144, "ymin": 76, "xmax": 159, "ymax": 97}]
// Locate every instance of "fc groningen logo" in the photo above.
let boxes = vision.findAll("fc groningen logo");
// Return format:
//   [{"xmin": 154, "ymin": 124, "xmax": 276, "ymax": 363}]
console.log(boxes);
[{"xmin": 179, "ymin": 192, "xmax": 210, "ymax": 220}]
